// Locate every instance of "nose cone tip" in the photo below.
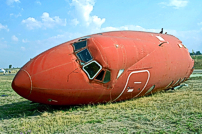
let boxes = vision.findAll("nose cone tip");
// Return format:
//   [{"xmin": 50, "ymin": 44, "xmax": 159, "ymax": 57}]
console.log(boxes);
[{"xmin": 12, "ymin": 69, "xmax": 32, "ymax": 98}]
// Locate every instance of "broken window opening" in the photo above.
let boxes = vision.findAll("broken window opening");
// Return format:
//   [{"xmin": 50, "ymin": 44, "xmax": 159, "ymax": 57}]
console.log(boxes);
[
  {"xmin": 103, "ymin": 70, "xmax": 111, "ymax": 83},
  {"xmin": 73, "ymin": 40, "xmax": 87, "ymax": 52},
  {"xmin": 83, "ymin": 61, "xmax": 102, "ymax": 80},
  {"xmin": 95, "ymin": 70, "xmax": 105, "ymax": 81},
  {"xmin": 76, "ymin": 49, "xmax": 93, "ymax": 64}
]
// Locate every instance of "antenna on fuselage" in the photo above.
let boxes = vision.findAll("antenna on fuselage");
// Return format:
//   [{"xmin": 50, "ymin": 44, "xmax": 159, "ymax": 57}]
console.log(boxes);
[{"xmin": 160, "ymin": 28, "xmax": 163, "ymax": 34}]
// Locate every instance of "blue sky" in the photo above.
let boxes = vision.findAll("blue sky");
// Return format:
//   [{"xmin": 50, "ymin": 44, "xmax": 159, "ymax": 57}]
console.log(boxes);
[{"xmin": 0, "ymin": 0, "xmax": 202, "ymax": 68}]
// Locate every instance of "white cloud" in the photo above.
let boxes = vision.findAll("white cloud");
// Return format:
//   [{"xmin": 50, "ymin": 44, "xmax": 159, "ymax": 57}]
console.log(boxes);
[
  {"xmin": 12, "ymin": 35, "xmax": 18, "ymax": 42},
  {"xmin": 22, "ymin": 39, "xmax": 29, "ymax": 43},
  {"xmin": 101, "ymin": 25, "xmax": 160, "ymax": 33},
  {"xmin": 22, "ymin": 17, "xmax": 42, "ymax": 29},
  {"xmin": 10, "ymin": 13, "xmax": 22, "ymax": 18},
  {"xmin": 41, "ymin": 12, "xmax": 66, "ymax": 28},
  {"xmin": 71, "ymin": 0, "xmax": 105, "ymax": 28},
  {"xmin": 36, "ymin": 1, "xmax": 41, "ymax": 5},
  {"xmin": 71, "ymin": 18, "xmax": 79, "ymax": 26},
  {"xmin": 22, "ymin": 12, "xmax": 66, "ymax": 30},
  {"xmin": 0, "ymin": 23, "xmax": 9, "ymax": 31},
  {"xmin": 160, "ymin": 0, "xmax": 188, "ymax": 9},
  {"xmin": 6, "ymin": 0, "xmax": 20, "ymax": 5}
]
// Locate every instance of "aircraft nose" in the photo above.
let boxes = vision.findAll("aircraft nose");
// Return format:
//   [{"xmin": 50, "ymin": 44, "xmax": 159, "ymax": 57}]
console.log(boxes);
[{"xmin": 12, "ymin": 69, "xmax": 32, "ymax": 98}]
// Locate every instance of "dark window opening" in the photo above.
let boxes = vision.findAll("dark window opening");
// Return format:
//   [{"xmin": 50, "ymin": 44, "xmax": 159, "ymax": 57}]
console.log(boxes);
[
  {"xmin": 83, "ymin": 61, "xmax": 102, "ymax": 79},
  {"xmin": 73, "ymin": 40, "xmax": 87, "ymax": 51},
  {"xmin": 103, "ymin": 70, "xmax": 111, "ymax": 83},
  {"xmin": 76, "ymin": 49, "xmax": 93, "ymax": 63},
  {"xmin": 95, "ymin": 70, "xmax": 105, "ymax": 81}
]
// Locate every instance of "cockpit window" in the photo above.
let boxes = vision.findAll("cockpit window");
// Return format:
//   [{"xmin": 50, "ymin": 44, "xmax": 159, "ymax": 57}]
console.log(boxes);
[
  {"xmin": 83, "ymin": 61, "xmax": 102, "ymax": 80},
  {"xmin": 95, "ymin": 70, "xmax": 111, "ymax": 83},
  {"xmin": 73, "ymin": 39, "xmax": 111, "ymax": 83},
  {"xmin": 76, "ymin": 49, "xmax": 93, "ymax": 63},
  {"xmin": 73, "ymin": 40, "xmax": 87, "ymax": 52},
  {"xmin": 95, "ymin": 70, "xmax": 105, "ymax": 81},
  {"xmin": 103, "ymin": 70, "xmax": 111, "ymax": 83}
]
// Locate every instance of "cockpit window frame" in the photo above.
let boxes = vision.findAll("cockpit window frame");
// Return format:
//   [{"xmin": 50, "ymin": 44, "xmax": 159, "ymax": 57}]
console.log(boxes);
[
  {"xmin": 76, "ymin": 48, "xmax": 93, "ymax": 64},
  {"xmin": 73, "ymin": 40, "xmax": 87, "ymax": 52},
  {"xmin": 72, "ymin": 39, "xmax": 111, "ymax": 83},
  {"xmin": 94, "ymin": 69, "xmax": 111, "ymax": 83},
  {"xmin": 82, "ymin": 60, "xmax": 102, "ymax": 80}
]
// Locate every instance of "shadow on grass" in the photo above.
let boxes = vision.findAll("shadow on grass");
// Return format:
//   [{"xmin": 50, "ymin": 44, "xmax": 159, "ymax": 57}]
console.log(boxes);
[
  {"xmin": 0, "ymin": 100, "xmax": 102, "ymax": 120},
  {"xmin": 0, "ymin": 85, "xmax": 190, "ymax": 120}
]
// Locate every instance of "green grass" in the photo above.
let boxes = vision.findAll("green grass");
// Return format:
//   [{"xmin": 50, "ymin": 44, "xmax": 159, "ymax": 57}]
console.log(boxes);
[{"xmin": 0, "ymin": 75, "xmax": 202, "ymax": 133}]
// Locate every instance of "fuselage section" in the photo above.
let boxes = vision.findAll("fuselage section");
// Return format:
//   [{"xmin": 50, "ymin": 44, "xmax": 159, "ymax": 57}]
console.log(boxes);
[{"xmin": 12, "ymin": 31, "xmax": 194, "ymax": 105}]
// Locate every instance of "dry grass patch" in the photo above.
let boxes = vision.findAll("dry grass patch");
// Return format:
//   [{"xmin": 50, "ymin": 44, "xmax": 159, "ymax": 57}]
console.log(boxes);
[{"xmin": 0, "ymin": 75, "xmax": 202, "ymax": 133}]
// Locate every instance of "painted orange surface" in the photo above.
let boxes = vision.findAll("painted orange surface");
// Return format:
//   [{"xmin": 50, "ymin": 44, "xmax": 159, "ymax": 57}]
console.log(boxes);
[{"xmin": 12, "ymin": 31, "xmax": 194, "ymax": 105}]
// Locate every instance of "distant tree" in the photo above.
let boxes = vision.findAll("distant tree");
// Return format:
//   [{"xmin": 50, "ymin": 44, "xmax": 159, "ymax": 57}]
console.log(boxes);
[
  {"xmin": 9, "ymin": 65, "xmax": 12, "ymax": 69},
  {"xmin": 195, "ymin": 51, "xmax": 201, "ymax": 55}
]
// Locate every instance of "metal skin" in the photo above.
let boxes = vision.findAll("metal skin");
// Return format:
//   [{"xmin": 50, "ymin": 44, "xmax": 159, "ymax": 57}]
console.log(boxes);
[{"xmin": 12, "ymin": 31, "xmax": 194, "ymax": 105}]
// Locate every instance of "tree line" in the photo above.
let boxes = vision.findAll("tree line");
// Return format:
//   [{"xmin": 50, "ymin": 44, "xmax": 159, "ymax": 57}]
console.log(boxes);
[{"xmin": 190, "ymin": 51, "xmax": 201, "ymax": 55}]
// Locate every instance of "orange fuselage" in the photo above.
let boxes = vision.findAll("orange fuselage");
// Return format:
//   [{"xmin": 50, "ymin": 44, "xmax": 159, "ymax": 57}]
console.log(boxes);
[{"xmin": 12, "ymin": 31, "xmax": 194, "ymax": 105}]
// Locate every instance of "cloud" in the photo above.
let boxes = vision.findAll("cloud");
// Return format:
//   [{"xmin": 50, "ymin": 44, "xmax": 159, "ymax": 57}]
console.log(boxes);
[
  {"xmin": 0, "ymin": 23, "xmax": 9, "ymax": 31},
  {"xmin": 35, "ymin": 1, "xmax": 41, "ymax": 5},
  {"xmin": 71, "ymin": 0, "xmax": 105, "ymax": 28},
  {"xmin": 71, "ymin": 18, "xmax": 79, "ymax": 26},
  {"xmin": 22, "ymin": 12, "xmax": 66, "ymax": 30},
  {"xmin": 22, "ymin": 17, "xmax": 42, "ymax": 29},
  {"xmin": 6, "ymin": 0, "xmax": 20, "ymax": 5},
  {"xmin": 160, "ymin": 0, "xmax": 188, "ymax": 9},
  {"xmin": 10, "ymin": 13, "xmax": 22, "ymax": 18},
  {"xmin": 101, "ymin": 25, "xmax": 160, "ymax": 33},
  {"xmin": 22, "ymin": 39, "xmax": 29, "ymax": 43},
  {"xmin": 12, "ymin": 35, "xmax": 18, "ymax": 42},
  {"xmin": 41, "ymin": 12, "xmax": 66, "ymax": 28}
]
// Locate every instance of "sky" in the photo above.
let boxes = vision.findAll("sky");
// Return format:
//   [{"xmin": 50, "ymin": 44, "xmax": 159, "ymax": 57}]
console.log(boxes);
[{"xmin": 0, "ymin": 0, "xmax": 202, "ymax": 68}]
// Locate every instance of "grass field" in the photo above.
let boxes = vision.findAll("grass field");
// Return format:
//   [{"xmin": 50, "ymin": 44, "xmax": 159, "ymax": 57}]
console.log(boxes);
[{"xmin": 0, "ymin": 75, "xmax": 201, "ymax": 133}]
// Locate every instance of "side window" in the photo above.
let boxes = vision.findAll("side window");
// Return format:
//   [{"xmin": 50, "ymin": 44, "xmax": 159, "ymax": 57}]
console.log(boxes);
[
  {"xmin": 72, "ymin": 39, "xmax": 111, "ymax": 83},
  {"xmin": 73, "ymin": 40, "xmax": 93, "ymax": 65},
  {"xmin": 95, "ymin": 70, "xmax": 105, "ymax": 81},
  {"xmin": 73, "ymin": 40, "xmax": 87, "ymax": 52},
  {"xmin": 95, "ymin": 70, "xmax": 111, "ymax": 83},
  {"xmin": 103, "ymin": 70, "xmax": 111, "ymax": 83},
  {"xmin": 76, "ymin": 49, "xmax": 93, "ymax": 64},
  {"xmin": 83, "ymin": 61, "xmax": 102, "ymax": 80}
]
